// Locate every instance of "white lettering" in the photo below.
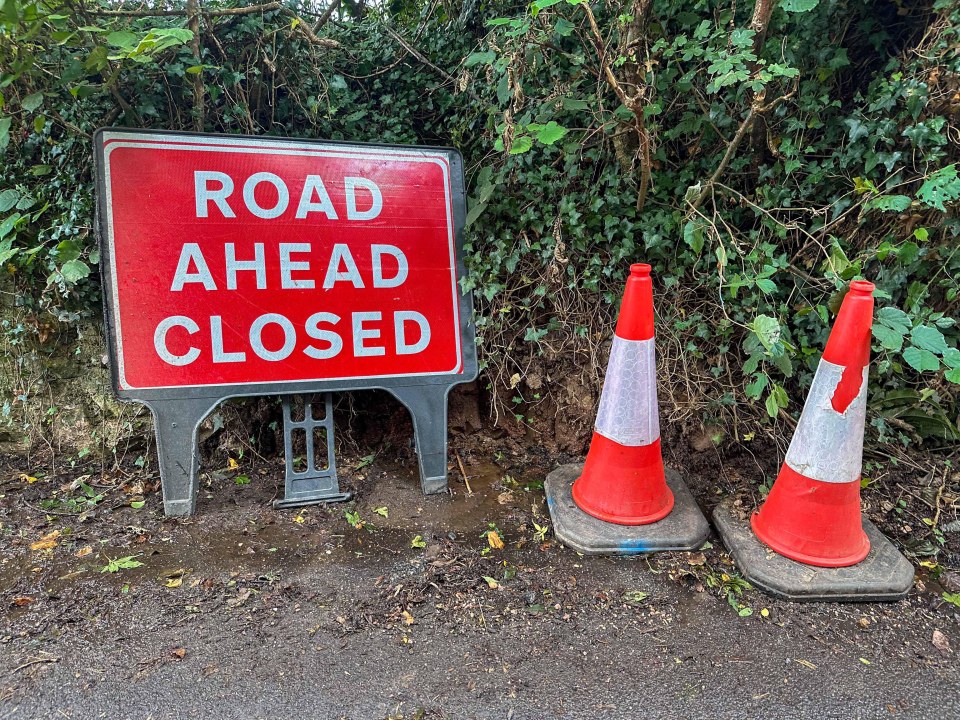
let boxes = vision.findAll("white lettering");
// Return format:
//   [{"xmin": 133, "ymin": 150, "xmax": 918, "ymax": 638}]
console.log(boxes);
[
  {"xmin": 249, "ymin": 313, "xmax": 296, "ymax": 361},
  {"xmin": 352, "ymin": 311, "xmax": 385, "ymax": 357},
  {"xmin": 279, "ymin": 243, "xmax": 314, "ymax": 290},
  {"xmin": 371, "ymin": 244, "xmax": 409, "ymax": 289},
  {"xmin": 210, "ymin": 316, "xmax": 246, "ymax": 363},
  {"xmin": 242, "ymin": 172, "xmax": 289, "ymax": 219},
  {"xmin": 394, "ymin": 311, "xmax": 431, "ymax": 355},
  {"xmin": 154, "ymin": 316, "xmax": 200, "ymax": 366},
  {"xmin": 225, "ymin": 243, "xmax": 266, "ymax": 290},
  {"xmin": 344, "ymin": 176, "xmax": 383, "ymax": 221},
  {"xmin": 194, "ymin": 171, "xmax": 236, "ymax": 218},
  {"xmin": 323, "ymin": 244, "xmax": 364, "ymax": 289},
  {"xmin": 304, "ymin": 312, "xmax": 343, "ymax": 359},
  {"xmin": 171, "ymin": 243, "xmax": 217, "ymax": 291},
  {"xmin": 295, "ymin": 175, "xmax": 339, "ymax": 220}
]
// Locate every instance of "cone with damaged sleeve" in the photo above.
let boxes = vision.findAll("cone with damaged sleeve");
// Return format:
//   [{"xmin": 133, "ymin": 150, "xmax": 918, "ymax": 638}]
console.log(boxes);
[
  {"xmin": 714, "ymin": 280, "xmax": 914, "ymax": 601},
  {"xmin": 544, "ymin": 263, "xmax": 709, "ymax": 554}
]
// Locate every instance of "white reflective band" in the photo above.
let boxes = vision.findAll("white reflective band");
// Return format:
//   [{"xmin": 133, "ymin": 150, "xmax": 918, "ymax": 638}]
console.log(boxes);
[
  {"xmin": 784, "ymin": 359, "xmax": 868, "ymax": 484},
  {"xmin": 594, "ymin": 336, "xmax": 660, "ymax": 447}
]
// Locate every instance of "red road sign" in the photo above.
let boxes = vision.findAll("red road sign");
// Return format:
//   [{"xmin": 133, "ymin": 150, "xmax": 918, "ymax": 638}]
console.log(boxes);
[{"xmin": 98, "ymin": 131, "xmax": 465, "ymax": 391}]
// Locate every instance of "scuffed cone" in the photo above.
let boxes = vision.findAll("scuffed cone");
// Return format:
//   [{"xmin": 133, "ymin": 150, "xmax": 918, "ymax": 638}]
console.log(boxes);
[{"xmin": 752, "ymin": 280, "xmax": 875, "ymax": 567}]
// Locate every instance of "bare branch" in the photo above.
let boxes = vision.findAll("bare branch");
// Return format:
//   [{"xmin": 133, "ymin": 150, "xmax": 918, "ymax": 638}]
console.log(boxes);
[{"xmin": 91, "ymin": 2, "xmax": 282, "ymax": 17}]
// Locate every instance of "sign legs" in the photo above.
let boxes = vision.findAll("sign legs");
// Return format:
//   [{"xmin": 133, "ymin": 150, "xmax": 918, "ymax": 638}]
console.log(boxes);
[
  {"xmin": 149, "ymin": 398, "xmax": 219, "ymax": 516},
  {"xmin": 388, "ymin": 386, "xmax": 451, "ymax": 495}
]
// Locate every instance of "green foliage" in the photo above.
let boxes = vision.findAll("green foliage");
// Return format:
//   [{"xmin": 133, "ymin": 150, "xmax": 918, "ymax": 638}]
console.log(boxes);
[{"xmin": 0, "ymin": 0, "xmax": 958, "ymax": 447}]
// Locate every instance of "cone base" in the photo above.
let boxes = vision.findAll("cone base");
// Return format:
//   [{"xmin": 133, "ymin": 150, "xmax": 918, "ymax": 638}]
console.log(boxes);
[
  {"xmin": 714, "ymin": 497, "xmax": 914, "ymax": 602},
  {"xmin": 572, "ymin": 435, "xmax": 673, "ymax": 526},
  {"xmin": 545, "ymin": 464, "xmax": 709, "ymax": 555}
]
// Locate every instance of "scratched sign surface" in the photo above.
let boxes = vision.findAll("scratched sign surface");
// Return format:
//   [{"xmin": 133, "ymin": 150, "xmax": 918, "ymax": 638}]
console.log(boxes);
[{"xmin": 97, "ymin": 130, "xmax": 466, "ymax": 392}]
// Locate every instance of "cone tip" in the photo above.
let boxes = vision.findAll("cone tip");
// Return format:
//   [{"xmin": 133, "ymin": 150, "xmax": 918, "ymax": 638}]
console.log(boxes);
[
  {"xmin": 630, "ymin": 263, "xmax": 652, "ymax": 278},
  {"xmin": 849, "ymin": 280, "xmax": 874, "ymax": 295}
]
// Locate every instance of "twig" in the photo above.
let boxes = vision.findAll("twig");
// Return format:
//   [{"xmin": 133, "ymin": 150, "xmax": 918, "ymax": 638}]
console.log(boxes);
[
  {"xmin": 686, "ymin": 87, "xmax": 795, "ymax": 216},
  {"xmin": 187, "ymin": 0, "xmax": 203, "ymax": 131},
  {"xmin": 9, "ymin": 655, "xmax": 59, "ymax": 675},
  {"xmin": 381, "ymin": 23, "xmax": 457, "ymax": 86},
  {"xmin": 580, "ymin": 1, "xmax": 652, "ymax": 210},
  {"xmin": 314, "ymin": 0, "xmax": 341, "ymax": 33},
  {"xmin": 933, "ymin": 468, "xmax": 947, "ymax": 528},
  {"xmin": 455, "ymin": 452, "xmax": 473, "ymax": 495},
  {"xmin": 281, "ymin": 8, "xmax": 341, "ymax": 48},
  {"xmin": 91, "ymin": 2, "xmax": 281, "ymax": 17}
]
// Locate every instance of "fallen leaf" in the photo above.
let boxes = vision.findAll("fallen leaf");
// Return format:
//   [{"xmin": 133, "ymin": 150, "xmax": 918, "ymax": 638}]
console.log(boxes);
[
  {"xmin": 859, "ymin": 658, "xmax": 871, "ymax": 665},
  {"xmin": 12, "ymin": 596, "xmax": 34, "ymax": 607},
  {"xmin": 293, "ymin": 513, "xmax": 305, "ymax": 524},
  {"xmin": 487, "ymin": 531, "xmax": 504, "ymax": 550},
  {"xmin": 75, "ymin": 546, "xmax": 93, "ymax": 558},
  {"xmin": 30, "ymin": 530, "xmax": 61, "ymax": 551},
  {"xmin": 401, "ymin": 610, "xmax": 414, "ymax": 625},
  {"xmin": 687, "ymin": 552, "xmax": 706, "ymax": 566},
  {"xmin": 483, "ymin": 576, "xmax": 499, "ymax": 589},
  {"xmin": 795, "ymin": 659, "xmax": 817, "ymax": 670},
  {"xmin": 171, "ymin": 647, "xmax": 186, "ymax": 660},
  {"xmin": 19, "ymin": 473, "xmax": 38, "ymax": 484},
  {"xmin": 226, "ymin": 457, "xmax": 239, "ymax": 471},
  {"xmin": 933, "ymin": 629, "xmax": 952, "ymax": 654},
  {"xmin": 496, "ymin": 491, "xmax": 515, "ymax": 505},
  {"xmin": 165, "ymin": 577, "xmax": 183, "ymax": 589}
]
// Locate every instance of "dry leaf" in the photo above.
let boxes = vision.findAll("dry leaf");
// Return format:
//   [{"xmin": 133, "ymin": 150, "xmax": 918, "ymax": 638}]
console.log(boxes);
[
  {"xmin": 226, "ymin": 457, "xmax": 239, "ymax": 470},
  {"xmin": 483, "ymin": 576, "xmax": 499, "ymax": 589},
  {"xmin": 75, "ymin": 546, "xmax": 93, "ymax": 558},
  {"xmin": 933, "ymin": 629, "xmax": 952, "ymax": 654},
  {"xmin": 496, "ymin": 491, "xmax": 515, "ymax": 505},
  {"xmin": 12, "ymin": 596, "xmax": 34, "ymax": 607},
  {"xmin": 171, "ymin": 647, "xmax": 186, "ymax": 660},
  {"xmin": 401, "ymin": 610, "xmax": 414, "ymax": 625},
  {"xmin": 293, "ymin": 513, "xmax": 305, "ymax": 524},
  {"xmin": 19, "ymin": 473, "xmax": 38, "ymax": 484},
  {"xmin": 687, "ymin": 552, "xmax": 706, "ymax": 566},
  {"xmin": 165, "ymin": 577, "xmax": 183, "ymax": 589},
  {"xmin": 487, "ymin": 531, "xmax": 504, "ymax": 550},
  {"xmin": 30, "ymin": 530, "xmax": 60, "ymax": 551}
]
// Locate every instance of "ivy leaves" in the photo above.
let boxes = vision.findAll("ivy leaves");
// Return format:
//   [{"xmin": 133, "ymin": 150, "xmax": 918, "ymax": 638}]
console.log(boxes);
[
  {"xmin": 917, "ymin": 164, "xmax": 960, "ymax": 212},
  {"xmin": 873, "ymin": 308, "xmax": 959, "ymax": 382}
]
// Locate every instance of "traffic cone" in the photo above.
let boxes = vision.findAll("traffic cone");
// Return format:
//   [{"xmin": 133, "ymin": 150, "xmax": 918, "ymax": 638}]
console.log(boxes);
[
  {"xmin": 572, "ymin": 263, "xmax": 674, "ymax": 525},
  {"xmin": 544, "ymin": 263, "xmax": 709, "ymax": 555},
  {"xmin": 713, "ymin": 278, "xmax": 914, "ymax": 601},
  {"xmin": 751, "ymin": 280, "xmax": 874, "ymax": 567}
]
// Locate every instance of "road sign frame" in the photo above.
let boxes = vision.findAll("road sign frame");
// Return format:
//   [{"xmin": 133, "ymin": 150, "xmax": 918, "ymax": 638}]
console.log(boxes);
[{"xmin": 93, "ymin": 128, "xmax": 477, "ymax": 516}]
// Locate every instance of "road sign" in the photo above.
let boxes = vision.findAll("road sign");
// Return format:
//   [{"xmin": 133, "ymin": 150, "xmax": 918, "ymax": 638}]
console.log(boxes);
[{"xmin": 94, "ymin": 129, "xmax": 477, "ymax": 515}]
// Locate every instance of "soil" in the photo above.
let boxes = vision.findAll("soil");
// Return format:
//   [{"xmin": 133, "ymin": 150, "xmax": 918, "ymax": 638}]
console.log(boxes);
[{"xmin": 0, "ymin": 412, "xmax": 958, "ymax": 719}]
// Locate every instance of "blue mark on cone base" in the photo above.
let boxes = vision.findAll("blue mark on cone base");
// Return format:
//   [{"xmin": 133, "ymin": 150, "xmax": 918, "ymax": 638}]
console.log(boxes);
[{"xmin": 618, "ymin": 538, "xmax": 652, "ymax": 554}]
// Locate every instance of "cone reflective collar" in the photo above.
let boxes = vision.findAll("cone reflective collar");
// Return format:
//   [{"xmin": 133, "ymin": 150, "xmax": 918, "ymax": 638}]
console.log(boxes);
[
  {"xmin": 572, "ymin": 264, "xmax": 674, "ymax": 525},
  {"xmin": 752, "ymin": 280, "xmax": 875, "ymax": 567}
]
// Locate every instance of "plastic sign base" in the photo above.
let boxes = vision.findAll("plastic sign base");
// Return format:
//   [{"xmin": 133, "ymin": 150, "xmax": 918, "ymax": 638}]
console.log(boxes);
[
  {"xmin": 713, "ymin": 497, "xmax": 915, "ymax": 602},
  {"xmin": 544, "ymin": 464, "xmax": 710, "ymax": 555}
]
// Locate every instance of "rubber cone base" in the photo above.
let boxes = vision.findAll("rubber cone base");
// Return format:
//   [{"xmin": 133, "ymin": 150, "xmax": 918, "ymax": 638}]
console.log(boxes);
[
  {"xmin": 545, "ymin": 464, "xmax": 709, "ymax": 555},
  {"xmin": 713, "ymin": 496, "xmax": 914, "ymax": 602}
]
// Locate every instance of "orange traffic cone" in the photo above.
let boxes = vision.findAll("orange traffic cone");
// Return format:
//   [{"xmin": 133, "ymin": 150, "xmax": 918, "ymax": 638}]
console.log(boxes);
[
  {"xmin": 571, "ymin": 263, "xmax": 674, "ymax": 525},
  {"xmin": 751, "ymin": 280, "xmax": 875, "ymax": 567}
]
